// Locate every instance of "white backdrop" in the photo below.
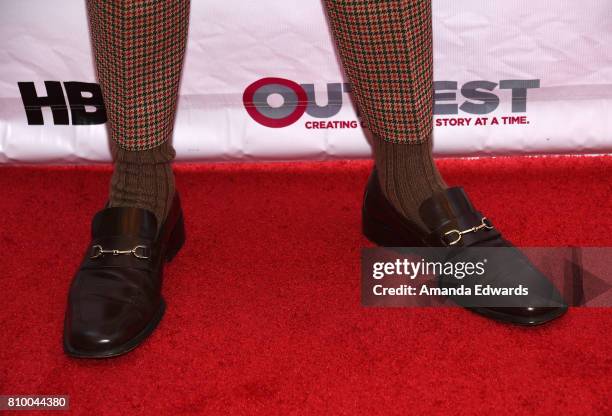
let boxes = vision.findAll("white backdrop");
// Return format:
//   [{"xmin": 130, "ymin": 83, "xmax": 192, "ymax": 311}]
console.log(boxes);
[{"xmin": 0, "ymin": 0, "xmax": 611, "ymax": 163}]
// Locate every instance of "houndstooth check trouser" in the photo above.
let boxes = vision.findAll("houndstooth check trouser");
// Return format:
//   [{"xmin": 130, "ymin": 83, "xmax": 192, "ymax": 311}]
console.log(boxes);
[{"xmin": 87, "ymin": 0, "xmax": 433, "ymax": 151}]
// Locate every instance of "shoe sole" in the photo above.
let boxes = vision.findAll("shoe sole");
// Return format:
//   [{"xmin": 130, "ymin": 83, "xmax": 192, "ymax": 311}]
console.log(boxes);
[{"xmin": 468, "ymin": 304, "xmax": 568, "ymax": 326}]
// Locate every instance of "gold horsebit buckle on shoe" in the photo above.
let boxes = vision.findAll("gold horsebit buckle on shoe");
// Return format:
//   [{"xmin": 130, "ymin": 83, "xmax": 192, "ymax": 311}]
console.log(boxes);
[
  {"xmin": 90, "ymin": 245, "xmax": 150, "ymax": 259},
  {"xmin": 443, "ymin": 217, "xmax": 494, "ymax": 246}
]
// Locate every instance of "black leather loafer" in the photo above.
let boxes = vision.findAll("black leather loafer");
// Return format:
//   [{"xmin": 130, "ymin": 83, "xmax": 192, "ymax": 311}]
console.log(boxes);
[
  {"xmin": 63, "ymin": 193, "xmax": 185, "ymax": 358},
  {"xmin": 362, "ymin": 168, "xmax": 567, "ymax": 326}
]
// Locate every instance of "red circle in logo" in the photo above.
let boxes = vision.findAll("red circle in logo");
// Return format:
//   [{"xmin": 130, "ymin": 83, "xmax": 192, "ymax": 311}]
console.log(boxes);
[{"xmin": 243, "ymin": 77, "xmax": 308, "ymax": 128}]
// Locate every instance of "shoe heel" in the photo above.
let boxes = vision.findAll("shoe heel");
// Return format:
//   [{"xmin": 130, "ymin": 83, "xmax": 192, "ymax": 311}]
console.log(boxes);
[
  {"xmin": 165, "ymin": 214, "xmax": 185, "ymax": 262},
  {"xmin": 362, "ymin": 209, "xmax": 420, "ymax": 247}
]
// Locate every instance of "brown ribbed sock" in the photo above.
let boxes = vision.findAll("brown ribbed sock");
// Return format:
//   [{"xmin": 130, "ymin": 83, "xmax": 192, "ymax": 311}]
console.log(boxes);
[
  {"xmin": 109, "ymin": 140, "xmax": 176, "ymax": 229},
  {"xmin": 372, "ymin": 136, "xmax": 446, "ymax": 229},
  {"xmin": 324, "ymin": 0, "xmax": 447, "ymax": 230}
]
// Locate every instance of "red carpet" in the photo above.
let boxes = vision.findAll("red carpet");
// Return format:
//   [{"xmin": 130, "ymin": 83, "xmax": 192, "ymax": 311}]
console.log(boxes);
[{"xmin": 1, "ymin": 156, "xmax": 611, "ymax": 415}]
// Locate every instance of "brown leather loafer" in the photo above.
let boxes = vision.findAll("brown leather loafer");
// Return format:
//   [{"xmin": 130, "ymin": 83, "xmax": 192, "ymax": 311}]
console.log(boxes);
[
  {"xmin": 63, "ymin": 193, "xmax": 185, "ymax": 358},
  {"xmin": 362, "ymin": 168, "xmax": 567, "ymax": 326}
]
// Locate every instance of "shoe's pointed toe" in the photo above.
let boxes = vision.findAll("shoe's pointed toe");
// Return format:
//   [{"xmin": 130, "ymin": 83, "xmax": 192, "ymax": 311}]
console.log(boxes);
[
  {"xmin": 64, "ymin": 296, "xmax": 166, "ymax": 357},
  {"xmin": 64, "ymin": 277, "xmax": 160, "ymax": 357},
  {"xmin": 65, "ymin": 323, "xmax": 124, "ymax": 355},
  {"xmin": 482, "ymin": 280, "xmax": 568, "ymax": 325}
]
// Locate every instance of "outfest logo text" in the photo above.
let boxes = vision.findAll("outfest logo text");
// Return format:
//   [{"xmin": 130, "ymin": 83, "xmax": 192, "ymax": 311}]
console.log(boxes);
[{"xmin": 242, "ymin": 77, "xmax": 540, "ymax": 129}]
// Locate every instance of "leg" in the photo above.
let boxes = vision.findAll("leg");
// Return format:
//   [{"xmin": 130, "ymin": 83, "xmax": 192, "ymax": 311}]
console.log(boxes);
[
  {"xmin": 63, "ymin": 0, "xmax": 190, "ymax": 358},
  {"xmin": 323, "ymin": 0, "xmax": 567, "ymax": 325},
  {"xmin": 323, "ymin": 0, "xmax": 445, "ymax": 229},
  {"xmin": 87, "ymin": 0, "xmax": 190, "ymax": 226}
]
